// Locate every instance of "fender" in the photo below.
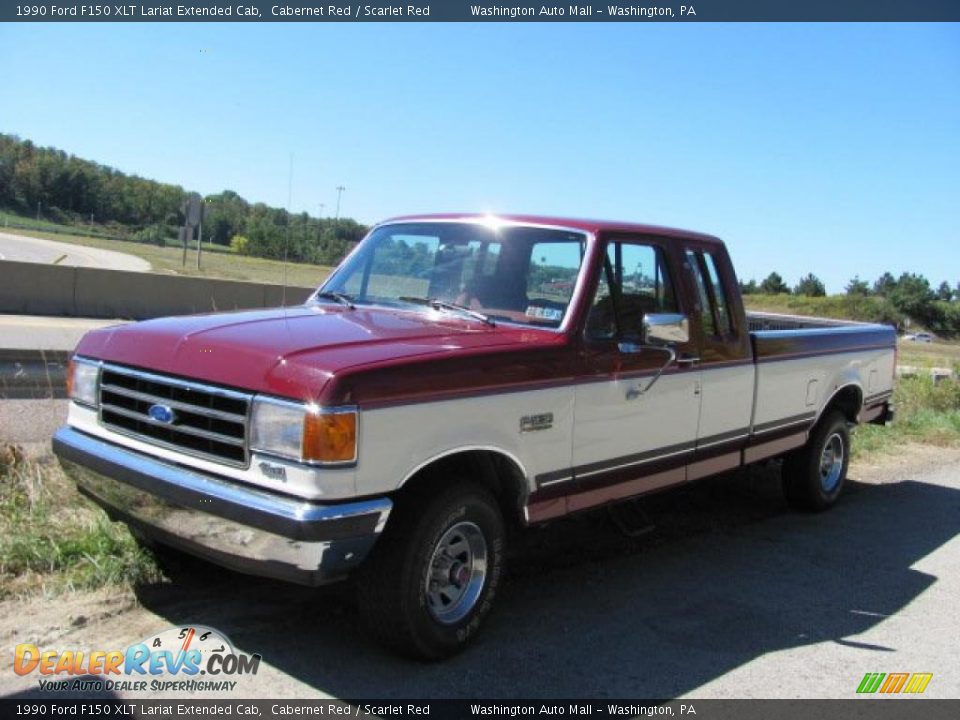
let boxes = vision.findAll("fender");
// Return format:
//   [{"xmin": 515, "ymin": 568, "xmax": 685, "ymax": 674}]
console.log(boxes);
[
  {"xmin": 397, "ymin": 445, "xmax": 530, "ymax": 491},
  {"xmin": 816, "ymin": 379, "xmax": 863, "ymax": 425}
]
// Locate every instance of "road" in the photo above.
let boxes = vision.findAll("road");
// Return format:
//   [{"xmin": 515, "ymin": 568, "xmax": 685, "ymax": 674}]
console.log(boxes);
[
  {"xmin": 0, "ymin": 231, "xmax": 150, "ymax": 271},
  {"xmin": 0, "ymin": 402, "xmax": 958, "ymax": 700}
]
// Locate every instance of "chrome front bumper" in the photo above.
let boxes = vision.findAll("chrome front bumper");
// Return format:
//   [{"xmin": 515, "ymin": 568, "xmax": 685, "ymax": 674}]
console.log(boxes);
[{"xmin": 53, "ymin": 426, "xmax": 392, "ymax": 586}]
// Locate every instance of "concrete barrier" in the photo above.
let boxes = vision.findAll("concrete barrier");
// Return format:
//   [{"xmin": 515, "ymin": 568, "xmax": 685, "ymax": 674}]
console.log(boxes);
[
  {"xmin": 897, "ymin": 365, "xmax": 957, "ymax": 384},
  {"xmin": 0, "ymin": 259, "xmax": 315, "ymax": 320},
  {"xmin": 0, "ymin": 348, "xmax": 69, "ymax": 399}
]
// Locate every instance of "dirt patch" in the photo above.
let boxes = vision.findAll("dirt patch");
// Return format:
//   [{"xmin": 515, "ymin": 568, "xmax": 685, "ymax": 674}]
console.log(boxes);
[{"xmin": 849, "ymin": 442, "xmax": 960, "ymax": 484}]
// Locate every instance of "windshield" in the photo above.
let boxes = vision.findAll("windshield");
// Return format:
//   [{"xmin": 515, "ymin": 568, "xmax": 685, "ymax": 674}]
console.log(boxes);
[{"xmin": 317, "ymin": 222, "xmax": 588, "ymax": 328}]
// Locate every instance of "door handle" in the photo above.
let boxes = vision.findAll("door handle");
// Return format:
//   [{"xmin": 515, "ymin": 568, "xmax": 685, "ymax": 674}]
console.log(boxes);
[{"xmin": 677, "ymin": 354, "xmax": 700, "ymax": 367}]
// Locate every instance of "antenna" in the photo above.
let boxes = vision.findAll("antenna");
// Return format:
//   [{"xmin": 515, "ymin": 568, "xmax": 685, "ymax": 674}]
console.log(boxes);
[{"xmin": 283, "ymin": 153, "xmax": 293, "ymax": 307}]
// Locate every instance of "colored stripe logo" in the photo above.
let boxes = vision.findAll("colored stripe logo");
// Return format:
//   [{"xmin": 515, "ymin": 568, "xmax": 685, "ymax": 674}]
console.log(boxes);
[{"xmin": 857, "ymin": 673, "xmax": 933, "ymax": 694}]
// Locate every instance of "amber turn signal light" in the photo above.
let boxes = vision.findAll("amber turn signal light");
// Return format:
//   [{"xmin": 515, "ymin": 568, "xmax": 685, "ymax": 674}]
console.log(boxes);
[
  {"xmin": 65, "ymin": 359, "xmax": 75, "ymax": 398},
  {"xmin": 302, "ymin": 411, "xmax": 357, "ymax": 464}
]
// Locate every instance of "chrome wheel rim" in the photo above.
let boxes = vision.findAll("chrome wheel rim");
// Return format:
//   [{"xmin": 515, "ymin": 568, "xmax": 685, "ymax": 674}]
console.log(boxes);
[
  {"xmin": 425, "ymin": 521, "xmax": 488, "ymax": 625},
  {"xmin": 819, "ymin": 432, "xmax": 845, "ymax": 493}
]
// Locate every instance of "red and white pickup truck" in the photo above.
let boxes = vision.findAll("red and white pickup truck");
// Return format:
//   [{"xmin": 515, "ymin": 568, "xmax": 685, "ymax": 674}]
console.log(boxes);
[{"xmin": 54, "ymin": 214, "xmax": 895, "ymax": 659}]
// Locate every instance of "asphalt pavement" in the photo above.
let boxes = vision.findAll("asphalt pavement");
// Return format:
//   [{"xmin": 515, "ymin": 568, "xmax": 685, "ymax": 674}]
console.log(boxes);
[
  {"xmin": 0, "ymin": 315, "xmax": 126, "ymax": 403},
  {"xmin": 0, "ymin": 403, "xmax": 957, "ymax": 699},
  {"xmin": 0, "ymin": 230, "xmax": 151, "ymax": 271}
]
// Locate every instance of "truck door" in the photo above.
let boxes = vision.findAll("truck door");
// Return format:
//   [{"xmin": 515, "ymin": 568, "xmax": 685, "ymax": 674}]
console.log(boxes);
[
  {"xmin": 680, "ymin": 244, "xmax": 754, "ymax": 478},
  {"xmin": 569, "ymin": 235, "xmax": 701, "ymax": 512}
]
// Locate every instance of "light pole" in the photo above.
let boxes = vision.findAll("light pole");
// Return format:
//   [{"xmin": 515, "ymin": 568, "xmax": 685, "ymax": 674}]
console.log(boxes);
[{"xmin": 334, "ymin": 186, "xmax": 345, "ymax": 222}]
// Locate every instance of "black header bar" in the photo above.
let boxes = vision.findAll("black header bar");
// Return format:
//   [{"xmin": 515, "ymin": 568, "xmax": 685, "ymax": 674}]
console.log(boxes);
[
  {"xmin": 3, "ymin": 0, "xmax": 960, "ymax": 22},
  {"xmin": 1, "ymin": 699, "xmax": 959, "ymax": 719}
]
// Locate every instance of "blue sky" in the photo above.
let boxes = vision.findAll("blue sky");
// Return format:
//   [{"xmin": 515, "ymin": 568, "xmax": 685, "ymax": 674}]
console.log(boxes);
[{"xmin": 1, "ymin": 22, "xmax": 957, "ymax": 292}]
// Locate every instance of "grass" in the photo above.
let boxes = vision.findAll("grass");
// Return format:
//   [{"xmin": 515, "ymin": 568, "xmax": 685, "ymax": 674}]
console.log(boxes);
[
  {"xmin": 5, "ymin": 227, "xmax": 332, "ymax": 288},
  {"xmin": 853, "ymin": 374, "xmax": 960, "ymax": 459},
  {"xmin": 744, "ymin": 293, "xmax": 901, "ymax": 325},
  {"xmin": 0, "ymin": 445, "xmax": 161, "ymax": 599},
  {"xmin": 896, "ymin": 339, "xmax": 960, "ymax": 371},
  {"xmin": 0, "ymin": 209, "xmax": 124, "ymax": 240}
]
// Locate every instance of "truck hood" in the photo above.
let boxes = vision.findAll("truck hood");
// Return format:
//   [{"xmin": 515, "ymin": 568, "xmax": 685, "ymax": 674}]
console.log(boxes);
[{"xmin": 74, "ymin": 304, "xmax": 563, "ymax": 402}]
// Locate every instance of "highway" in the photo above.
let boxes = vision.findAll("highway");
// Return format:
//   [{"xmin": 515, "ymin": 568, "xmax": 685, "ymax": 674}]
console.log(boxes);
[{"xmin": 0, "ymin": 231, "xmax": 151, "ymax": 271}]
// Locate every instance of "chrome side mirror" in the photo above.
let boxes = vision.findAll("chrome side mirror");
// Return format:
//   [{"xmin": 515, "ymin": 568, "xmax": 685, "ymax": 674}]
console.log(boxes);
[{"xmin": 644, "ymin": 313, "xmax": 689, "ymax": 345}]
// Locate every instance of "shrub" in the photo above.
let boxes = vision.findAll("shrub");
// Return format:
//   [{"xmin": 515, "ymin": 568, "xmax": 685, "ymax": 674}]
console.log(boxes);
[
  {"xmin": 230, "ymin": 234, "xmax": 250, "ymax": 254},
  {"xmin": 133, "ymin": 223, "xmax": 168, "ymax": 247}
]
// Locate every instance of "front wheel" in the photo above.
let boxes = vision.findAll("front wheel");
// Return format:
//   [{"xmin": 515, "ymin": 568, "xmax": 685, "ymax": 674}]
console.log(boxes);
[
  {"xmin": 782, "ymin": 411, "xmax": 851, "ymax": 512},
  {"xmin": 357, "ymin": 482, "xmax": 505, "ymax": 660}
]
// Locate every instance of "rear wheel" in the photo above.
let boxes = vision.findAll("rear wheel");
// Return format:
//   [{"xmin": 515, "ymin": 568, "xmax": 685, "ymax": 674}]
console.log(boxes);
[
  {"xmin": 782, "ymin": 411, "xmax": 850, "ymax": 512},
  {"xmin": 357, "ymin": 481, "xmax": 505, "ymax": 660}
]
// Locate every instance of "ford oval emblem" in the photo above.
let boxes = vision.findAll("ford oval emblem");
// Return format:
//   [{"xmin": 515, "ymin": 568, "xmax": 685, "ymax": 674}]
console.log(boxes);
[{"xmin": 148, "ymin": 404, "xmax": 177, "ymax": 424}]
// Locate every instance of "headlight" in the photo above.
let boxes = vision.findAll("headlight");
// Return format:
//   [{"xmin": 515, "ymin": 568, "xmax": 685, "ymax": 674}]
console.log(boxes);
[
  {"xmin": 250, "ymin": 397, "xmax": 357, "ymax": 465},
  {"xmin": 67, "ymin": 358, "xmax": 100, "ymax": 407}
]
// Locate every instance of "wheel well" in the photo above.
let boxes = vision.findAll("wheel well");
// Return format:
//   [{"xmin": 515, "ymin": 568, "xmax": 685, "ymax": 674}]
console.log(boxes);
[
  {"xmin": 397, "ymin": 451, "xmax": 528, "ymax": 528},
  {"xmin": 823, "ymin": 384, "xmax": 863, "ymax": 424}
]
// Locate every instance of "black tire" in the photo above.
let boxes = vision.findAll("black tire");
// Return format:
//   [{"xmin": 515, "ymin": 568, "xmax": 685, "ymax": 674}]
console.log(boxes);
[
  {"xmin": 357, "ymin": 481, "xmax": 505, "ymax": 660},
  {"xmin": 782, "ymin": 410, "xmax": 851, "ymax": 512}
]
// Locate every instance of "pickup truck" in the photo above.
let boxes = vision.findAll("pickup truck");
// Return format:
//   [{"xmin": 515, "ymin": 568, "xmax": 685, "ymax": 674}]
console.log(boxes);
[{"xmin": 53, "ymin": 214, "xmax": 896, "ymax": 659}]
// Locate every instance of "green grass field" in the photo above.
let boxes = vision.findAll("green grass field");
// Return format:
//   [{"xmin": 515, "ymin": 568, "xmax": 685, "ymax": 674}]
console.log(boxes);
[
  {"xmin": 854, "ymin": 374, "xmax": 960, "ymax": 459},
  {"xmin": 0, "ymin": 209, "xmax": 124, "ymax": 240},
  {"xmin": 5, "ymin": 227, "xmax": 332, "ymax": 288},
  {"xmin": 0, "ymin": 445, "xmax": 160, "ymax": 599},
  {"xmin": 896, "ymin": 339, "xmax": 960, "ymax": 371}
]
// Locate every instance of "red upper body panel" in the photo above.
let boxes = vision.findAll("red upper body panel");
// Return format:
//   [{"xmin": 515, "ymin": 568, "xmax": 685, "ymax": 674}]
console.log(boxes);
[
  {"xmin": 73, "ymin": 214, "xmax": 722, "ymax": 406},
  {"xmin": 74, "ymin": 303, "xmax": 568, "ymax": 405}
]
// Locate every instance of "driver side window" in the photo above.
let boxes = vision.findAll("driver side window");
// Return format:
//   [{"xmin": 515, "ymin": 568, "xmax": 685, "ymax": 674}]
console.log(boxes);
[{"xmin": 587, "ymin": 241, "xmax": 677, "ymax": 341}]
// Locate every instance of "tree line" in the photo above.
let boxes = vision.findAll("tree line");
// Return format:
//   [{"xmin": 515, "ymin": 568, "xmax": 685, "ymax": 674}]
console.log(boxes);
[
  {"xmin": 0, "ymin": 133, "xmax": 365, "ymax": 266},
  {"xmin": 740, "ymin": 271, "xmax": 960, "ymax": 336}
]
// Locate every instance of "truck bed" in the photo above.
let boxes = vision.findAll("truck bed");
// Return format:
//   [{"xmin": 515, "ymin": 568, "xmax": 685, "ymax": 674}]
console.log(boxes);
[{"xmin": 746, "ymin": 311, "xmax": 897, "ymax": 439}]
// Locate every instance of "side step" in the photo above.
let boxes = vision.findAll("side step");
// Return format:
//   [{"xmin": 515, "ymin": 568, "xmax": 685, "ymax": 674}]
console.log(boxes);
[{"xmin": 607, "ymin": 498, "xmax": 656, "ymax": 538}]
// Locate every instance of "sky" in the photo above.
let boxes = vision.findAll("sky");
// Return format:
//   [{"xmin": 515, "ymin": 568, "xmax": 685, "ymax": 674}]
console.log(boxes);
[{"xmin": 1, "ymin": 22, "xmax": 957, "ymax": 292}]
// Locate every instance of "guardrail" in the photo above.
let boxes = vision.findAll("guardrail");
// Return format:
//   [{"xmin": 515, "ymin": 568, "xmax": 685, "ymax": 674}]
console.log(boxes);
[
  {"xmin": 0, "ymin": 259, "xmax": 314, "ymax": 320},
  {"xmin": 0, "ymin": 348, "xmax": 69, "ymax": 400}
]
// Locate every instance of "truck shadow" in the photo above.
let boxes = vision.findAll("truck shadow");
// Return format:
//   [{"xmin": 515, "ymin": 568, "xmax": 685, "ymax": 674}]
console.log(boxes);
[{"xmin": 130, "ymin": 463, "xmax": 959, "ymax": 698}]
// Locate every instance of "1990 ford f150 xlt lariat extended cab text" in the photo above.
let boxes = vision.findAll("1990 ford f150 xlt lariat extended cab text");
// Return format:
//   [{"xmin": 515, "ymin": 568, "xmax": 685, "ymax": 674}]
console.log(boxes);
[{"xmin": 53, "ymin": 214, "xmax": 896, "ymax": 659}]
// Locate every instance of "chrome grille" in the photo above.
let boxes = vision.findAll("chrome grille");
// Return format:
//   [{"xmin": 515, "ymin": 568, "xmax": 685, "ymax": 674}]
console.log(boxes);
[{"xmin": 98, "ymin": 365, "xmax": 252, "ymax": 467}]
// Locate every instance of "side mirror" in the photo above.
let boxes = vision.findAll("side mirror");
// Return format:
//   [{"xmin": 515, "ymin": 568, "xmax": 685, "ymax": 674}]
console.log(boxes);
[{"xmin": 644, "ymin": 313, "xmax": 689, "ymax": 345}]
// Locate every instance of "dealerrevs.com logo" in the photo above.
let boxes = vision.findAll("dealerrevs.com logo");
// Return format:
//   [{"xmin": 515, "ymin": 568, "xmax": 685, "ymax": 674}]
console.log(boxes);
[
  {"xmin": 856, "ymin": 672, "xmax": 933, "ymax": 695},
  {"xmin": 13, "ymin": 625, "xmax": 261, "ymax": 693}
]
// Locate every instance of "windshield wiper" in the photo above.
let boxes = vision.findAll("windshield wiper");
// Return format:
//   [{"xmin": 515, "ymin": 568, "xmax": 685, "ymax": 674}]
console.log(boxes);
[
  {"xmin": 398, "ymin": 296, "xmax": 496, "ymax": 327},
  {"xmin": 316, "ymin": 291, "xmax": 356, "ymax": 309}
]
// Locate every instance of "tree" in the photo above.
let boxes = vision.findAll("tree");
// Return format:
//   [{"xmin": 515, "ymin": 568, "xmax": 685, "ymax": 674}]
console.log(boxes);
[
  {"xmin": 794, "ymin": 273, "xmax": 826, "ymax": 297},
  {"xmin": 0, "ymin": 132, "xmax": 368, "ymax": 263},
  {"xmin": 845, "ymin": 276, "xmax": 870, "ymax": 296},
  {"xmin": 203, "ymin": 190, "xmax": 250, "ymax": 246},
  {"xmin": 760, "ymin": 272, "xmax": 790, "ymax": 295},
  {"xmin": 739, "ymin": 278, "xmax": 759, "ymax": 295},
  {"xmin": 935, "ymin": 281, "xmax": 953, "ymax": 302},
  {"xmin": 889, "ymin": 272, "xmax": 935, "ymax": 321},
  {"xmin": 873, "ymin": 272, "xmax": 897, "ymax": 297}
]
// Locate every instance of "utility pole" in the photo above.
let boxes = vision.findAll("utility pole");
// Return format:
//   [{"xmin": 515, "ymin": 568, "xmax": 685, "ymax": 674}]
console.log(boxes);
[
  {"xmin": 196, "ymin": 199, "xmax": 206, "ymax": 270},
  {"xmin": 334, "ymin": 186, "xmax": 345, "ymax": 222}
]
